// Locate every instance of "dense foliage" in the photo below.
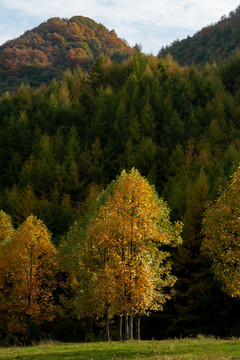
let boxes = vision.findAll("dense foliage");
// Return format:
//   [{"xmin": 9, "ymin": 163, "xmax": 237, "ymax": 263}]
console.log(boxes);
[
  {"xmin": 202, "ymin": 166, "xmax": 240, "ymax": 298},
  {"xmin": 59, "ymin": 169, "xmax": 182, "ymax": 340},
  {"xmin": 159, "ymin": 5, "xmax": 240, "ymax": 66},
  {"xmin": 1, "ymin": 44, "xmax": 240, "ymax": 341},
  {"xmin": 0, "ymin": 212, "xmax": 57, "ymax": 344},
  {"xmin": 0, "ymin": 16, "xmax": 132, "ymax": 94}
]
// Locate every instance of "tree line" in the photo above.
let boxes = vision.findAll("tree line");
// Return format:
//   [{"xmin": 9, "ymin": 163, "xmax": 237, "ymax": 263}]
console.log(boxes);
[
  {"xmin": 1, "ymin": 166, "xmax": 240, "ymax": 344},
  {"xmin": 0, "ymin": 169, "xmax": 182, "ymax": 344}
]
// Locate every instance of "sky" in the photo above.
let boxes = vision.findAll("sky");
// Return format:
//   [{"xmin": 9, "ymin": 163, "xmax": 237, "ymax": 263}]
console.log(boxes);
[{"xmin": 0, "ymin": 0, "xmax": 240, "ymax": 55}]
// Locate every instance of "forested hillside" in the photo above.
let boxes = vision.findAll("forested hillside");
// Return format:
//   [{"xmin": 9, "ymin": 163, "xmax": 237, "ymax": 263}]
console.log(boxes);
[
  {"xmin": 1, "ymin": 48, "xmax": 240, "ymax": 340},
  {"xmin": 159, "ymin": 5, "xmax": 240, "ymax": 66},
  {"xmin": 0, "ymin": 16, "xmax": 132, "ymax": 94}
]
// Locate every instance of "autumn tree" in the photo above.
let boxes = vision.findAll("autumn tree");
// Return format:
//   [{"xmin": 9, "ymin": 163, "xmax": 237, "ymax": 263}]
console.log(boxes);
[
  {"xmin": 201, "ymin": 166, "xmax": 240, "ymax": 299},
  {"xmin": 58, "ymin": 180, "xmax": 116, "ymax": 340},
  {"xmin": 62, "ymin": 169, "xmax": 182, "ymax": 340},
  {"xmin": 0, "ymin": 215, "xmax": 57, "ymax": 342}
]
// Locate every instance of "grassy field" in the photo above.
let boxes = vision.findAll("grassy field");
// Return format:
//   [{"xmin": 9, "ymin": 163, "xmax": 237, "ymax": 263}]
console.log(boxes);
[{"xmin": 0, "ymin": 337, "xmax": 239, "ymax": 359}]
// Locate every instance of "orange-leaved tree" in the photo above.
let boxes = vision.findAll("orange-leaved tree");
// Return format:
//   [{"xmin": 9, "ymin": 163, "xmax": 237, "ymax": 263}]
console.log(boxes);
[
  {"xmin": 201, "ymin": 165, "xmax": 240, "ymax": 299},
  {"xmin": 0, "ymin": 214, "xmax": 57, "ymax": 342},
  {"xmin": 62, "ymin": 168, "xmax": 182, "ymax": 340}
]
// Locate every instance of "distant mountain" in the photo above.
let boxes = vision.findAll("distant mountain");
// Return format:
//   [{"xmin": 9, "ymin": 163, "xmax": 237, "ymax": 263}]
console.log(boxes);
[
  {"xmin": 158, "ymin": 5, "xmax": 240, "ymax": 66},
  {"xmin": 0, "ymin": 16, "xmax": 132, "ymax": 94}
]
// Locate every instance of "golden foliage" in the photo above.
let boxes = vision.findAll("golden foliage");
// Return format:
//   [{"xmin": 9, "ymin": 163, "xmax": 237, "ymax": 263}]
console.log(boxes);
[
  {"xmin": 0, "ymin": 213, "xmax": 57, "ymax": 336},
  {"xmin": 66, "ymin": 168, "xmax": 182, "ymax": 319}
]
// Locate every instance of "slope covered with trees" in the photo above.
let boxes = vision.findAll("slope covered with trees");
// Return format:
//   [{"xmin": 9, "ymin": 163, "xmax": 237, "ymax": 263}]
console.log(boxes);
[
  {"xmin": 0, "ymin": 16, "xmax": 132, "ymax": 94},
  {"xmin": 159, "ymin": 5, "xmax": 240, "ymax": 66},
  {"xmin": 1, "ymin": 45, "xmax": 240, "ymax": 341}
]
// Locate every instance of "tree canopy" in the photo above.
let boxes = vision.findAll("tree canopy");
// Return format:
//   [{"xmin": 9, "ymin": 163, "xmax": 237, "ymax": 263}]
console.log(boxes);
[
  {"xmin": 0, "ymin": 213, "xmax": 57, "ymax": 342},
  {"xmin": 60, "ymin": 168, "xmax": 182, "ymax": 340}
]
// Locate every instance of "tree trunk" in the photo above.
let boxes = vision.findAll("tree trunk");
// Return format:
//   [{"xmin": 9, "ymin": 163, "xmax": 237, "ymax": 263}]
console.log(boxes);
[
  {"xmin": 129, "ymin": 311, "xmax": 133, "ymax": 339},
  {"xmin": 119, "ymin": 315, "xmax": 123, "ymax": 341},
  {"xmin": 26, "ymin": 314, "xmax": 31, "ymax": 344},
  {"xmin": 105, "ymin": 304, "xmax": 110, "ymax": 341},
  {"xmin": 135, "ymin": 313, "xmax": 140, "ymax": 340},
  {"xmin": 125, "ymin": 314, "xmax": 129, "ymax": 340},
  {"xmin": 27, "ymin": 248, "xmax": 33, "ymax": 344},
  {"xmin": 73, "ymin": 319, "xmax": 77, "ymax": 342}
]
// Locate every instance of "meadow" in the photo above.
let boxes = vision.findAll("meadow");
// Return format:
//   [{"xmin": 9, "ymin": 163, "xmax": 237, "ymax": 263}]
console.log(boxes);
[{"xmin": 0, "ymin": 337, "xmax": 239, "ymax": 359}]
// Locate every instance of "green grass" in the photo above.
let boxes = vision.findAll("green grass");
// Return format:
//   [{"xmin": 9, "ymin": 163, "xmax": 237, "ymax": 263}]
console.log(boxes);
[{"xmin": 0, "ymin": 336, "xmax": 239, "ymax": 359}]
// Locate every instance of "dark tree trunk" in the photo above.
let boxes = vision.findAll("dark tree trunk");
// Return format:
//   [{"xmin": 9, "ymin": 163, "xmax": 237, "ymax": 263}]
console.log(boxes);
[
  {"xmin": 73, "ymin": 319, "xmax": 78, "ymax": 342},
  {"xmin": 119, "ymin": 315, "xmax": 123, "ymax": 341},
  {"xmin": 129, "ymin": 312, "xmax": 133, "ymax": 339},
  {"xmin": 27, "ymin": 248, "xmax": 33, "ymax": 344},
  {"xmin": 105, "ymin": 304, "xmax": 110, "ymax": 341},
  {"xmin": 135, "ymin": 313, "xmax": 140, "ymax": 340},
  {"xmin": 125, "ymin": 314, "xmax": 129, "ymax": 340},
  {"xmin": 26, "ymin": 314, "xmax": 31, "ymax": 344}
]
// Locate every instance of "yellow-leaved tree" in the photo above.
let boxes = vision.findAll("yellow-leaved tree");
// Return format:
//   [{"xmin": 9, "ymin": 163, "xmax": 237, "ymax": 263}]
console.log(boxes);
[
  {"xmin": 60, "ymin": 168, "xmax": 182, "ymax": 340},
  {"xmin": 0, "ymin": 214, "xmax": 57, "ymax": 343},
  {"xmin": 201, "ymin": 166, "xmax": 240, "ymax": 299}
]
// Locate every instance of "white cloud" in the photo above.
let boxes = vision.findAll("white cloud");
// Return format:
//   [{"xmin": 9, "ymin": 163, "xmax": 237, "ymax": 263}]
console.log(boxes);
[{"xmin": 1, "ymin": 0, "xmax": 240, "ymax": 54}]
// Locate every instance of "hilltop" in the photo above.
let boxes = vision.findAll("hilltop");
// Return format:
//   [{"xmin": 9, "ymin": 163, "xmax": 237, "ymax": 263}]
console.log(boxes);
[
  {"xmin": 0, "ymin": 16, "xmax": 132, "ymax": 94},
  {"xmin": 158, "ymin": 5, "xmax": 240, "ymax": 66}
]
